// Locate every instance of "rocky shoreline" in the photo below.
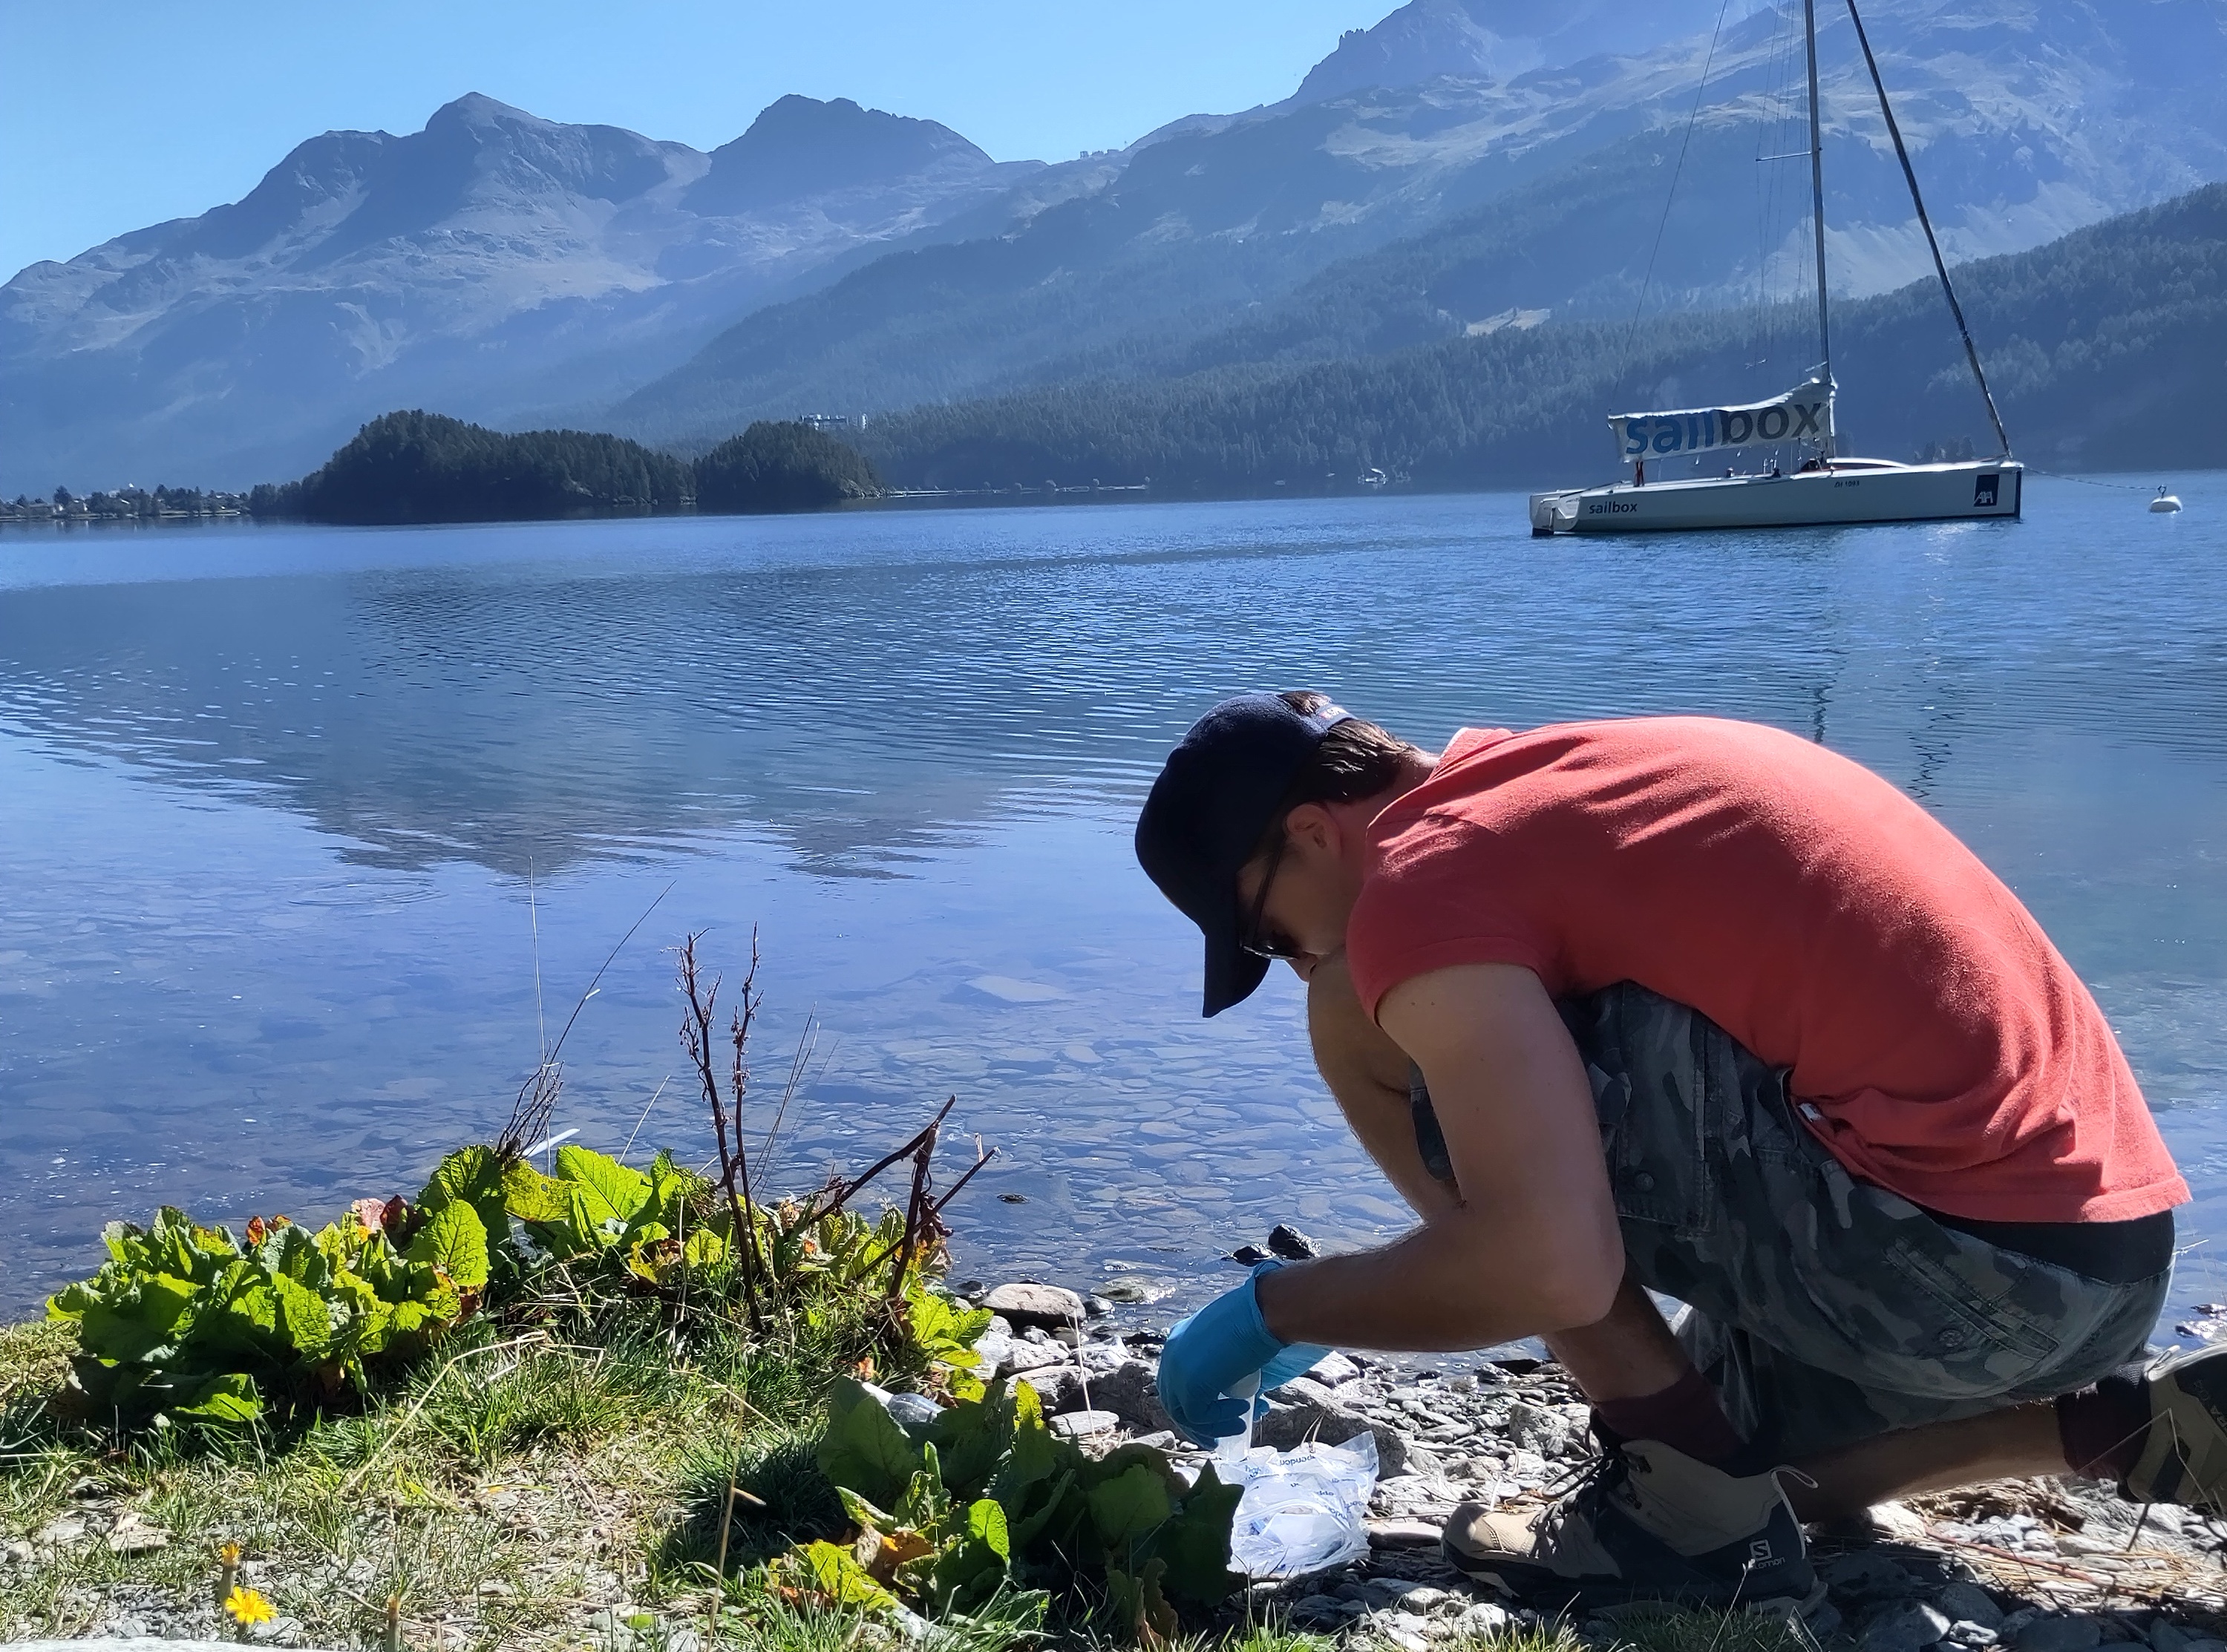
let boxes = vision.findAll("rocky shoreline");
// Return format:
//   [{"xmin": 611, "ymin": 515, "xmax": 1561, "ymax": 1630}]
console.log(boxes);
[
  {"xmin": 12, "ymin": 1271, "xmax": 2227, "ymax": 1652},
  {"xmin": 965, "ymin": 1276, "xmax": 2227, "ymax": 1652}
]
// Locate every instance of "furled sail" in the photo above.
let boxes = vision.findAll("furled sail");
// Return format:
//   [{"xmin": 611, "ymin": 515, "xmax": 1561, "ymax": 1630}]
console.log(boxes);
[{"xmin": 1609, "ymin": 368, "xmax": 1834, "ymax": 462}]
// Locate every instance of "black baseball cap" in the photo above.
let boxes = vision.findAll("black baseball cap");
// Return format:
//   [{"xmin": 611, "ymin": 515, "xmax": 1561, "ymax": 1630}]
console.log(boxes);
[{"xmin": 1134, "ymin": 692, "xmax": 1351, "ymax": 1017}]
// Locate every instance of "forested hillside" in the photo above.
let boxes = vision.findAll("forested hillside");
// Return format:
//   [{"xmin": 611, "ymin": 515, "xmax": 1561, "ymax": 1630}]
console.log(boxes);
[
  {"xmin": 255, "ymin": 412, "xmax": 695, "ymax": 523},
  {"xmin": 254, "ymin": 411, "xmax": 878, "ymax": 523},
  {"xmin": 857, "ymin": 183, "xmax": 2227, "ymax": 488}
]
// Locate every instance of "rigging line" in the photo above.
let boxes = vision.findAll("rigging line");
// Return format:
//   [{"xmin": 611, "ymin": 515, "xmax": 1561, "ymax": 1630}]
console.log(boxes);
[
  {"xmin": 1841, "ymin": 0, "xmax": 2012, "ymax": 458},
  {"xmin": 2029, "ymin": 471, "xmax": 2174, "ymax": 491},
  {"xmin": 1621, "ymin": 0, "xmax": 1737, "ymax": 375}
]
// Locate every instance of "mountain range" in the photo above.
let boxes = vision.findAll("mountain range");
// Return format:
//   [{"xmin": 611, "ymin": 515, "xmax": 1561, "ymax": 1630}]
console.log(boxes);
[{"xmin": 7, "ymin": 0, "xmax": 2227, "ymax": 491}]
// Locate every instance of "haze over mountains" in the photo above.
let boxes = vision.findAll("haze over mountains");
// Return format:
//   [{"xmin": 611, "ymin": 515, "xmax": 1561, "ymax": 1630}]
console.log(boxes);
[{"xmin": 7, "ymin": 0, "xmax": 2226, "ymax": 491}]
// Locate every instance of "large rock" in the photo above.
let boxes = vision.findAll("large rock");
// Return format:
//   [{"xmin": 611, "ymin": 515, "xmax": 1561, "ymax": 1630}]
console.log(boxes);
[
  {"xmin": 981, "ymin": 1282, "xmax": 1085, "ymax": 1328},
  {"xmin": 1016, "ymin": 1366, "xmax": 1089, "ymax": 1414},
  {"xmin": 1863, "ymin": 1602, "xmax": 1952, "ymax": 1652},
  {"xmin": 1252, "ymin": 1376, "xmax": 1410, "ymax": 1475},
  {"xmin": 1091, "ymin": 1359, "xmax": 1176, "ymax": 1434},
  {"xmin": 1936, "ymin": 1584, "xmax": 2004, "ymax": 1630},
  {"xmin": 1268, "ymin": 1224, "xmax": 1320, "ymax": 1259},
  {"xmin": 2010, "ymin": 1616, "xmax": 2102, "ymax": 1652}
]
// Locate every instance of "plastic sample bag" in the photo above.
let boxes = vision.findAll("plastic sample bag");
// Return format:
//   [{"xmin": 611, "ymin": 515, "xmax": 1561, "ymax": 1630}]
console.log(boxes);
[{"xmin": 1214, "ymin": 1428, "xmax": 1379, "ymax": 1578}]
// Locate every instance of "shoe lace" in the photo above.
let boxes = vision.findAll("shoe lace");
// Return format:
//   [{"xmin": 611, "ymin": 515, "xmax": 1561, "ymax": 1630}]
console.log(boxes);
[{"xmin": 1528, "ymin": 1445, "xmax": 1638, "ymax": 1550}]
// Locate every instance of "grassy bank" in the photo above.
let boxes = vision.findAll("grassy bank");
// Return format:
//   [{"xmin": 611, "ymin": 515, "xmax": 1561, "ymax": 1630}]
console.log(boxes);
[
  {"xmin": 0, "ymin": 1307, "xmax": 1816, "ymax": 1652},
  {"xmin": 0, "ymin": 930, "xmax": 1818, "ymax": 1652}
]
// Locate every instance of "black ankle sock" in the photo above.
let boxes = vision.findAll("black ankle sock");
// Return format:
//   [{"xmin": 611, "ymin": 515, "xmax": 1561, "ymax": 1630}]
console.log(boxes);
[
  {"xmin": 2058, "ymin": 1361, "xmax": 2151, "ymax": 1480},
  {"xmin": 1594, "ymin": 1367, "xmax": 1745, "ymax": 1467}
]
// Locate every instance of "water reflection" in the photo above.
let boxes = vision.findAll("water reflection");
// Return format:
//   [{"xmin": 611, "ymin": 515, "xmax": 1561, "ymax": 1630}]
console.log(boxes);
[{"xmin": 1, "ymin": 488, "xmax": 2223, "ymax": 1318}]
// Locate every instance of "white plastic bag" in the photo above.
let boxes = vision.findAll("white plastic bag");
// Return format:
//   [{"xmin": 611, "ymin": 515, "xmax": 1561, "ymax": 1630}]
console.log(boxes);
[{"xmin": 1213, "ymin": 1429, "xmax": 1380, "ymax": 1578}]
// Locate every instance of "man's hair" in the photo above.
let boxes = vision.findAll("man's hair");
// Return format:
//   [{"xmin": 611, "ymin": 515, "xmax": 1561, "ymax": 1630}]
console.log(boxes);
[{"xmin": 1249, "ymin": 690, "xmax": 1420, "ymax": 861}]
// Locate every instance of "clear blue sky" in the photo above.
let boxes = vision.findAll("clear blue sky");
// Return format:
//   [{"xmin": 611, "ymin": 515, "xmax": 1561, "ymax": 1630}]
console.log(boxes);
[{"xmin": 0, "ymin": 0, "xmax": 1389, "ymax": 280}]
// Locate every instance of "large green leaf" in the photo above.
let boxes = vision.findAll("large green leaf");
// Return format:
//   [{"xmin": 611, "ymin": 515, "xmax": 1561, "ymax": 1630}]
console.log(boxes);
[
  {"xmin": 798, "ymin": 1540, "xmax": 897, "ymax": 1610},
  {"xmin": 817, "ymin": 1377, "xmax": 925, "ymax": 1512},
  {"xmin": 499, "ymin": 1159, "xmax": 569, "ymax": 1224},
  {"xmin": 1088, "ymin": 1462, "xmax": 1171, "ymax": 1547},
  {"xmin": 929, "ymin": 1498, "xmax": 1014, "ymax": 1610},
  {"xmin": 929, "ymin": 1377, "xmax": 1018, "ymax": 1496},
  {"xmin": 272, "ymin": 1273, "xmax": 335, "ymax": 1357},
  {"xmin": 186, "ymin": 1261, "xmax": 285, "ymax": 1365},
  {"xmin": 404, "ymin": 1201, "xmax": 490, "ymax": 1291},
  {"xmin": 985, "ymin": 1381, "xmax": 1067, "ymax": 1510},
  {"xmin": 553, "ymin": 1145, "xmax": 650, "ymax": 1230},
  {"xmin": 1105, "ymin": 1558, "xmax": 1177, "ymax": 1645},
  {"xmin": 419, "ymin": 1146, "xmax": 513, "ymax": 1253},
  {"xmin": 836, "ymin": 1487, "xmax": 896, "ymax": 1533},
  {"xmin": 74, "ymin": 1273, "xmax": 197, "ymax": 1363},
  {"xmin": 965, "ymin": 1496, "xmax": 1010, "ymax": 1561},
  {"xmin": 172, "ymin": 1371, "xmax": 263, "ymax": 1423},
  {"xmin": 1145, "ymin": 1462, "xmax": 1243, "ymax": 1605},
  {"xmin": 1002, "ymin": 1466, "xmax": 1081, "ymax": 1556}
]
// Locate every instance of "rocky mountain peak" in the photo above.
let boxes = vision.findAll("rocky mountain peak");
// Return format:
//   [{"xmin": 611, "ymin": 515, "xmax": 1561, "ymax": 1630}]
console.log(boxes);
[
  {"xmin": 687, "ymin": 94, "xmax": 995, "ymax": 215},
  {"xmin": 1292, "ymin": 0, "xmax": 1745, "ymax": 102}
]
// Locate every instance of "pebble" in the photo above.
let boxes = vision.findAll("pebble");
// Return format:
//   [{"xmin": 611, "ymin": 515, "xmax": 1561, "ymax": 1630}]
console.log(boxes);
[
  {"xmin": 1047, "ymin": 1410, "xmax": 1119, "ymax": 1439},
  {"xmin": 1869, "ymin": 1500, "xmax": 1933, "ymax": 1541},
  {"xmin": 1269, "ymin": 1224, "xmax": 1321, "ymax": 1259},
  {"xmin": 999, "ymin": 1340, "xmax": 1065, "ymax": 1375},
  {"xmin": 1307, "ymin": 1351, "xmax": 1362, "ymax": 1387},
  {"xmin": 105, "ymin": 1512, "xmax": 169, "ymax": 1556},
  {"xmin": 979, "ymin": 1282, "xmax": 1085, "ymax": 1328},
  {"xmin": 1366, "ymin": 1520, "xmax": 1443, "ymax": 1548},
  {"xmin": 1453, "ymin": 1603, "xmax": 1511, "ymax": 1637},
  {"xmin": 2012, "ymin": 1616, "xmax": 2104, "ymax": 1652},
  {"xmin": 1825, "ymin": 1550, "xmax": 1922, "ymax": 1600},
  {"xmin": 1938, "ymin": 1583, "xmax": 2006, "ymax": 1630},
  {"xmin": 1863, "ymin": 1601, "xmax": 1953, "ymax": 1652}
]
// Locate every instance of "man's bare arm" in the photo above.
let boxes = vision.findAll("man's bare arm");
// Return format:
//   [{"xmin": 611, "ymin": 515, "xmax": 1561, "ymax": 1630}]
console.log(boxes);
[
  {"xmin": 1256, "ymin": 962, "xmax": 1624, "ymax": 1351},
  {"xmin": 1306, "ymin": 951, "xmax": 1459, "ymax": 1219}
]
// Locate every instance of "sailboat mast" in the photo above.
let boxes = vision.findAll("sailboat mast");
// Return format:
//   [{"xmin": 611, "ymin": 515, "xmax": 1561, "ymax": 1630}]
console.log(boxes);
[
  {"xmin": 1802, "ymin": 0, "xmax": 1833, "ymax": 454},
  {"xmin": 1842, "ymin": 0, "xmax": 2013, "ymax": 458}
]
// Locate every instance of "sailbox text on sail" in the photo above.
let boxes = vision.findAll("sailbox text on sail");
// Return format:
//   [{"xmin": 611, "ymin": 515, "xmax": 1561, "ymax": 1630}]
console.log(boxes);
[{"xmin": 1608, "ymin": 368, "xmax": 1834, "ymax": 461}]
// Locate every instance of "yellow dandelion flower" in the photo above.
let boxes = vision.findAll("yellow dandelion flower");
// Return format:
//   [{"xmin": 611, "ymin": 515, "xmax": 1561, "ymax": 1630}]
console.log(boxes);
[
  {"xmin": 224, "ymin": 1585, "xmax": 275, "ymax": 1626},
  {"xmin": 218, "ymin": 1541, "xmax": 243, "ymax": 1567}
]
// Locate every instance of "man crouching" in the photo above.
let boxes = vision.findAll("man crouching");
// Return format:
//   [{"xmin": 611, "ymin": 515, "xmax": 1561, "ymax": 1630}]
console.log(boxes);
[{"xmin": 1133, "ymin": 691, "xmax": 2200, "ymax": 1612}]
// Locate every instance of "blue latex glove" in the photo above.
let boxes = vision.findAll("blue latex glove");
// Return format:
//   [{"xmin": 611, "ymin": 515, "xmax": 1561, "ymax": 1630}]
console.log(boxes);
[{"xmin": 1157, "ymin": 1262, "xmax": 1331, "ymax": 1445}]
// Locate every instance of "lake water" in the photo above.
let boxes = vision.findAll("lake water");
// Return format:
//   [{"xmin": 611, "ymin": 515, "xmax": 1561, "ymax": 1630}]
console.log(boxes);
[{"xmin": 3, "ymin": 482, "xmax": 2225, "ymax": 1334}]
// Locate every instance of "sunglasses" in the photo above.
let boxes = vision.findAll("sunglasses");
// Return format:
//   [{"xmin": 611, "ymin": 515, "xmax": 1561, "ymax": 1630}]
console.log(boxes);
[{"xmin": 1238, "ymin": 833, "xmax": 1304, "ymax": 960}]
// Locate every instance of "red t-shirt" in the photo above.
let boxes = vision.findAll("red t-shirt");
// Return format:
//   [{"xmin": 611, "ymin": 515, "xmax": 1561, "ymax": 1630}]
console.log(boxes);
[{"xmin": 1346, "ymin": 716, "xmax": 2185, "ymax": 1225}]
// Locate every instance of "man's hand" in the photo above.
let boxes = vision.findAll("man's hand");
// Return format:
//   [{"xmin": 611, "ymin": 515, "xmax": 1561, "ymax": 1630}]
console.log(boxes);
[
  {"xmin": 1155, "ymin": 1262, "xmax": 1328, "ymax": 1444},
  {"xmin": 1255, "ymin": 963, "xmax": 1624, "ymax": 1351}
]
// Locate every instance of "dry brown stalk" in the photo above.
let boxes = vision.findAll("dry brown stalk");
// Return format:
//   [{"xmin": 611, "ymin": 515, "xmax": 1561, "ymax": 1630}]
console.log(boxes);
[{"xmin": 678, "ymin": 930, "xmax": 767, "ymax": 1331}]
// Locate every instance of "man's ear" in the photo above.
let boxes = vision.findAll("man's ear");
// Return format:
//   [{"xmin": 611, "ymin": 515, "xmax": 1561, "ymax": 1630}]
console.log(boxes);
[{"xmin": 1283, "ymin": 801, "xmax": 1338, "ymax": 857}]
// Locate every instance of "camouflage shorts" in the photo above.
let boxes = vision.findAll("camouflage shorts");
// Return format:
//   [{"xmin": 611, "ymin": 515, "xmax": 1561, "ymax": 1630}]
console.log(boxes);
[{"xmin": 1411, "ymin": 981, "xmax": 2169, "ymax": 1460}]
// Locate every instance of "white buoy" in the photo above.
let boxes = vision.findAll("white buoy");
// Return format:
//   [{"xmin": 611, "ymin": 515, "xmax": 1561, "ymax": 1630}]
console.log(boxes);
[{"xmin": 2151, "ymin": 486, "xmax": 2183, "ymax": 513}]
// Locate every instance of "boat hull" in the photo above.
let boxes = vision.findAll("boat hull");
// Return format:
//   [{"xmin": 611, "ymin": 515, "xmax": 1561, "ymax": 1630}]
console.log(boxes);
[{"xmin": 1529, "ymin": 460, "xmax": 2023, "ymax": 535}]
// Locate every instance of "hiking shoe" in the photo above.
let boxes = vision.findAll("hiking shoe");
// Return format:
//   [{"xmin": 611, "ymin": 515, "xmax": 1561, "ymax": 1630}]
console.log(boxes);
[
  {"xmin": 2125, "ymin": 1345, "xmax": 2227, "ymax": 1511},
  {"xmin": 1440, "ymin": 1438, "xmax": 1818, "ymax": 1612}
]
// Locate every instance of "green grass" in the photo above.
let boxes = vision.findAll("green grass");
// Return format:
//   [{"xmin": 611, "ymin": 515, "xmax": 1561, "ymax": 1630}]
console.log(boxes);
[{"xmin": 0, "ymin": 1306, "xmax": 1821, "ymax": 1652}]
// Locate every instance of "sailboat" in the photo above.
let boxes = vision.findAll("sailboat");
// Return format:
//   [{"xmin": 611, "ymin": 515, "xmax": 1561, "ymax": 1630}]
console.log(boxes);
[{"xmin": 1528, "ymin": 0, "xmax": 2023, "ymax": 536}]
